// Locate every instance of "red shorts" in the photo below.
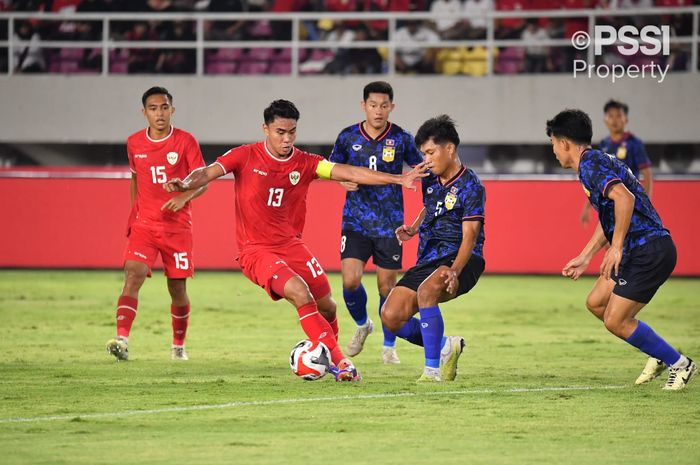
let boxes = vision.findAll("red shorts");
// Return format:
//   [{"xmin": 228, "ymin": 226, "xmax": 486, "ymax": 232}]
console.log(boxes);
[
  {"xmin": 124, "ymin": 224, "xmax": 194, "ymax": 279},
  {"xmin": 239, "ymin": 241, "xmax": 331, "ymax": 301}
]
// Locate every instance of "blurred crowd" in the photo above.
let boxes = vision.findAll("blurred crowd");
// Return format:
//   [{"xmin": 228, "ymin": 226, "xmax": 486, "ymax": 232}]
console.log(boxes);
[{"xmin": 1, "ymin": 0, "xmax": 697, "ymax": 75}]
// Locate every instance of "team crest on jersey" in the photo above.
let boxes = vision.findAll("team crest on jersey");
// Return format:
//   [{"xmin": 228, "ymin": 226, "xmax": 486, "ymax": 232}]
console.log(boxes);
[
  {"xmin": 385, "ymin": 139, "xmax": 395, "ymax": 146},
  {"xmin": 444, "ymin": 193, "xmax": 457, "ymax": 210},
  {"xmin": 166, "ymin": 151, "xmax": 179, "ymax": 165},
  {"xmin": 352, "ymin": 144, "xmax": 362, "ymax": 151},
  {"xmin": 289, "ymin": 171, "xmax": 300, "ymax": 185},
  {"xmin": 616, "ymin": 145, "xmax": 627, "ymax": 160},
  {"xmin": 582, "ymin": 185, "xmax": 591, "ymax": 197},
  {"xmin": 382, "ymin": 146, "xmax": 395, "ymax": 162}
]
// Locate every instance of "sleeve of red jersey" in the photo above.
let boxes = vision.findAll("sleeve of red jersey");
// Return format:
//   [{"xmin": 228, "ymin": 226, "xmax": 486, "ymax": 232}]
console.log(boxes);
[
  {"xmin": 185, "ymin": 134, "xmax": 206, "ymax": 173},
  {"xmin": 126, "ymin": 139, "xmax": 136, "ymax": 174},
  {"xmin": 214, "ymin": 145, "xmax": 249, "ymax": 175},
  {"xmin": 308, "ymin": 152, "xmax": 327, "ymax": 179}
]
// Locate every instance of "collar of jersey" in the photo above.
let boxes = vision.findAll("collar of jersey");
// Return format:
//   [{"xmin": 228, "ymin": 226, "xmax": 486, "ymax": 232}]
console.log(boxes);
[
  {"xmin": 359, "ymin": 121, "xmax": 392, "ymax": 142},
  {"xmin": 263, "ymin": 141, "xmax": 295, "ymax": 162},
  {"xmin": 438, "ymin": 165, "xmax": 466, "ymax": 187},
  {"xmin": 145, "ymin": 125, "xmax": 174, "ymax": 143}
]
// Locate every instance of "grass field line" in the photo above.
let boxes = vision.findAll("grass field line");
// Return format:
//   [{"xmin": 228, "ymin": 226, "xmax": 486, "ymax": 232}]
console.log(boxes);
[{"xmin": 0, "ymin": 384, "xmax": 627, "ymax": 424}]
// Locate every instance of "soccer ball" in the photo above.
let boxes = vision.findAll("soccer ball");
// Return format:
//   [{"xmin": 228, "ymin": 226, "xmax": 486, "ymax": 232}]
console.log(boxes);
[{"xmin": 289, "ymin": 339, "xmax": 331, "ymax": 381}]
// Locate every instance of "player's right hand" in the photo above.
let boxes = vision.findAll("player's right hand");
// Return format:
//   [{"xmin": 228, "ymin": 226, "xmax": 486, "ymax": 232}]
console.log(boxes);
[
  {"xmin": 395, "ymin": 224, "xmax": 417, "ymax": 244},
  {"xmin": 562, "ymin": 255, "xmax": 589, "ymax": 281},
  {"xmin": 580, "ymin": 205, "xmax": 590, "ymax": 226},
  {"xmin": 163, "ymin": 178, "xmax": 188, "ymax": 193},
  {"xmin": 402, "ymin": 162, "xmax": 429, "ymax": 190},
  {"xmin": 339, "ymin": 181, "xmax": 359, "ymax": 192}
]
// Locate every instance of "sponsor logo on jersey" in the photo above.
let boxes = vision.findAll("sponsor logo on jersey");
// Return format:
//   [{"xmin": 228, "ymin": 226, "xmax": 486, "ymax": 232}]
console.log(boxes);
[
  {"xmin": 166, "ymin": 151, "xmax": 179, "ymax": 165},
  {"xmin": 253, "ymin": 168, "xmax": 268, "ymax": 176},
  {"xmin": 445, "ymin": 192, "xmax": 457, "ymax": 210},
  {"xmin": 385, "ymin": 139, "xmax": 395, "ymax": 146},
  {"xmin": 134, "ymin": 154, "xmax": 148, "ymax": 158},
  {"xmin": 134, "ymin": 251, "xmax": 148, "ymax": 259},
  {"xmin": 352, "ymin": 144, "xmax": 362, "ymax": 151},
  {"xmin": 289, "ymin": 171, "xmax": 300, "ymax": 185},
  {"xmin": 382, "ymin": 146, "xmax": 395, "ymax": 162},
  {"xmin": 427, "ymin": 187, "xmax": 433, "ymax": 194},
  {"xmin": 582, "ymin": 185, "xmax": 591, "ymax": 197},
  {"xmin": 616, "ymin": 145, "xmax": 627, "ymax": 160}
]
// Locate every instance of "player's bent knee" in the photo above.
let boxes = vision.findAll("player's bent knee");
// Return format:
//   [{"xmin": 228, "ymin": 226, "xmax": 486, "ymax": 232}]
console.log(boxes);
[
  {"xmin": 416, "ymin": 281, "xmax": 443, "ymax": 308},
  {"xmin": 282, "ymin": 276, "xmax": 315, "ymax": 308},
  {"xmin": 342, "ymin": 276, "xmax": 362, "ymax": 291}
]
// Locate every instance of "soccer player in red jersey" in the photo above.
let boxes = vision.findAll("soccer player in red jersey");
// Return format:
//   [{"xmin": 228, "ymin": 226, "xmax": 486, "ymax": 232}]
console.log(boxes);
[
  {"xmin": 106, "ymin": 86, "xmax": 207, "ymax": 362},
  {"xmin": 164, "ymin": 100, "xmax": 426, "ymax": 381}
]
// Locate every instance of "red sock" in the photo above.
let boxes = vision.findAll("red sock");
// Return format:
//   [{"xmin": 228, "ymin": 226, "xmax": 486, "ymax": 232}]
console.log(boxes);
[
  {"xmin": 116, "ymin": 295, "xmax": 138, "ymax": 339},
  {"xmin": 171, "ymin": 304, "xmax": 190, "ymax": 346},
  {"xmin": 296, "ymin": 302, "xmax": 344, "ymax": 365},
  {"xmin": 325, "ymin": 315, "xmax": 339, "ymax": 340}
]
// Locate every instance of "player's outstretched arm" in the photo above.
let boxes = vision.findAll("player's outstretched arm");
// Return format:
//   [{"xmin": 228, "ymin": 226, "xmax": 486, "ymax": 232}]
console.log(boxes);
[
  {"xmin": 396, "ymin": 208, "xmax": 426, "ymax": 243},
  {"xmin": 164, "ymin": 165, "xmax": 224, "ymax": 193},
  {"xmin": 600, "ymin": 183, "xmax": 634, "ymax": 280},
  {"xmin": 327, "ymin": 161, "xmax": 427, "ymax": 191},
  {"xmin": 441, "ymin": 220, "xmax": 481, "ymax": 295}
]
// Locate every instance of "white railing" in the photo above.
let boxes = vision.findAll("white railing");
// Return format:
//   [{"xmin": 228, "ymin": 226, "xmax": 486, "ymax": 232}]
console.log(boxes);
[{"xmin": 0, "ymin": 7, "xmax": 698, "ymax": 76}]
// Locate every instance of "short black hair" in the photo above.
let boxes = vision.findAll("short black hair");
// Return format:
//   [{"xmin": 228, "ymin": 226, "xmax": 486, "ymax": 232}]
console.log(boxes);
[
  {"xmin": 263, "ymin": 99, "xmax": 300, "ymax": 125},
  {"xmin": 603, "ymin": 99, "xmax": 629, "ymax": 115},
  {"xmin": 142, "ymin": 86, "xmax": 173, "ymax": 107},
  {"xmin": 415, "ymin": 115, "xmax": 460, "ymax": 148},
  {"xmin": 363, "ymin": 81, "xmax": 393, "ymax": 102},
  {"xmin": 546, "ymin": 109, "xmax": 593, "ymax": 146}
]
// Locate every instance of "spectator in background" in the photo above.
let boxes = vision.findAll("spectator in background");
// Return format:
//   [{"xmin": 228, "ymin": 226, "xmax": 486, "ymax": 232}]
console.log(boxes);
[
  {"xmin": 522, "ymin": 18, "xmax": 549, "ymax": 73},
  {"xmin": 206, "ymin": 0, "xmax": 247, "ymax": 41},
  {"xmin": 430, "ymin": 0, "xmax": 465, "ymax": 40},
  {"xmin": 394, "ymin": 20, "xmax": 440, "ymax": 74},
  {"xmin": 13, "ymin": 20, "xmax": 45, "ymax": 73},
  {"xmin": 125, "ymin": 21, "xmax": 158, "ymax": 73},
  {"xmin": 462, "ymin": 0, "xmax": 493, "ymax": 39},
  {"xmin": 156, "ymin": 21, "xmax": 196, "ymax": 73}
]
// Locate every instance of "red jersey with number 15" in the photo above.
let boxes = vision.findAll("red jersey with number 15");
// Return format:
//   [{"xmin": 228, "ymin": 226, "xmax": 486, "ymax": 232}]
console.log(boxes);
[
  {"xmin": 215, "ymin": 141, "xmax": 324, "ymax": 251},
  {"xmin": 127, "ymin": 126, "xmax": 205, "ymax": 231}
]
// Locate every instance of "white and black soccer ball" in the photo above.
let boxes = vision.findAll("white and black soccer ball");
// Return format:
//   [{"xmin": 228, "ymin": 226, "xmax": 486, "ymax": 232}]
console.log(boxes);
[{"xmin": 289, "ymin": 339, "xmax": 331, "ymax": 381}]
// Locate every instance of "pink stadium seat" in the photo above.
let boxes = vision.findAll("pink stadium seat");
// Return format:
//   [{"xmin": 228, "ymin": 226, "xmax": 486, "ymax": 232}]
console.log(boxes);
[
  {"xmin": 247, "ymin": 47, "xmax": 273, "ymax": 61},
  {"xmin": 269, "ymin": 61, "xmax": 292, "ymax": 75},
  {"xmin": 495, "ymin": 47, "xmax": 524, "ymax": 74},
  {"xmin": 216, "ymin": 48, "xmax": 243, "ymax": 61},
  {"xmin": 237, "ymin": 61, "xmax": 269, "ymax": 74},
  {"xmin": 205, "ymin": 61, "xmax": 237, "ymax": 74},
  {"xmin": 276, "ymin": 48, "xmax": 292, "ymax": 60}
]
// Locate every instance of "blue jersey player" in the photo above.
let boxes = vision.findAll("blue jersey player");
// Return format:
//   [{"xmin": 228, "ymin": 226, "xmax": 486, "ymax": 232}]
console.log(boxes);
[
  {"xmin": 547, "ymin": 109, "xmax": 696, "ymax": 391},
  {"xmin": 581, "ymin": 99, "xmax": 653, "ymax": 225},
  {"xmin": 330, "ymin": 81, "xmax": 423, "ymax": 365},
  {"xmin": 381, "ymin": 115, "xmax": 486, "ymax": 382}
]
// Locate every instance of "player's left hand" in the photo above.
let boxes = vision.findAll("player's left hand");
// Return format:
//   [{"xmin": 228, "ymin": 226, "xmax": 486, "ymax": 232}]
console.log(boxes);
[
  {"xmin": 161, "ymin": 194, "xmax": 190, "ymax": 212},
  {"xmin": 441, "ymin": 268, "xmax": 459, "ymax": 295},
  {"xmin": 402, "ymin": 162, "xmax": 429, "ymax": 191},
  {"xmin": 600, "ymin": 245, "xmax": 622, "ymax": 280}
]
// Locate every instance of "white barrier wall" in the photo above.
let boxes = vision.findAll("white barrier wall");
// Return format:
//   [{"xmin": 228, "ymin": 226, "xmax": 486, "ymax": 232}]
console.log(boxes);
[{"xmin": 1, "ymin": 73, "xmax": 698, "ymax": 144}]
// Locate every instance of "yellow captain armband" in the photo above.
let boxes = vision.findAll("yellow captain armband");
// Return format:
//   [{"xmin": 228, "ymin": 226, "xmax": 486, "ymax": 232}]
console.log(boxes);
[{"xmin": 316, "ymin": 159, "xmax": 335, "ymax": 180}]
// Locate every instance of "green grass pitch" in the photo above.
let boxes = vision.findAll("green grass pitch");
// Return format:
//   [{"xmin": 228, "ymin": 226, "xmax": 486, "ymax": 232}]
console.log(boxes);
[{"xmin": 0, "ymin": 270, "xmax": 698, "ymax": 465}]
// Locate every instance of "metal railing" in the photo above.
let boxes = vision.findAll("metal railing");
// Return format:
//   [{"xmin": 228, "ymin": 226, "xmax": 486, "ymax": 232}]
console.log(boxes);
[{"xmin": 0, "ymin": 7, "xmax": 698, "ymax": 76}]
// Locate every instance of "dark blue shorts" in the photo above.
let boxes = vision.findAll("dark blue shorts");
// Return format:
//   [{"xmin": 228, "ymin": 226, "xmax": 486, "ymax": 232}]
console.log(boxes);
[
  {"xmin": 396, "ymin": 253, "xmax": 485, "ymax": 297},
  {"xmin": 612, "ymin": 235, "xmax": 676, "ymax": 304},
  {"xmin": 340, "ymin": 230, "xmax": 402, "ymax": 270}
]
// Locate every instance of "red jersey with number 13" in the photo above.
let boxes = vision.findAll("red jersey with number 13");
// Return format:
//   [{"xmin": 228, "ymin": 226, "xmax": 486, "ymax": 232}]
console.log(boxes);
[
  {"xmin": 127, "ymin": 126, "xmax": 205, "ymax": 231},
  {"xmin": 215, "ymin": 141, "xmax": 324, "ymax": 251}
]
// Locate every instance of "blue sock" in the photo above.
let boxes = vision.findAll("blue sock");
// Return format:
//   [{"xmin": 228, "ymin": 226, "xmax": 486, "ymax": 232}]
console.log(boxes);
[
  {"xmin": 396, "ymin": 317, "xmax": 423, "ymax": 347},
  {"xmin": 419, "ymin": 306, "xmax": 444, "ymax": 369},
  {"xmin": 343, "ymin": 285, "xmax": 368, "ymax": 326},
  {"xmin": 379, "ymin": 295, "xmax": 397, "ymax": 348},
  {"xmin": 626, "ymin": 320, "xmax": 682, "ymax": 366}
]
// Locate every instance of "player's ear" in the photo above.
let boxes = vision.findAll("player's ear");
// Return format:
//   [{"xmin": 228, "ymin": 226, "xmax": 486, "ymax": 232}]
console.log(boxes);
[
  {"xmin": 170, "ymin": 106, "xmax": 176, "ymax": 116},
  {"xmin": 262, "ymin": 123, "xmax": 269, "ymax": 136}
]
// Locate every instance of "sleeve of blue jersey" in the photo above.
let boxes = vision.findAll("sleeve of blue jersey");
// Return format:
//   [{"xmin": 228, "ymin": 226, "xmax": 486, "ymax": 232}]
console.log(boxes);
[
  {"xmin": 329, "ymin": 133, "xmax": 347, "ymax": 163},
  {"xmin": 581, "ymin": 153, "xmax": 622, "ymax": 198},
  {"xmin": 461, "ymin": 183, "xmax": 486, "ymax": 221}
]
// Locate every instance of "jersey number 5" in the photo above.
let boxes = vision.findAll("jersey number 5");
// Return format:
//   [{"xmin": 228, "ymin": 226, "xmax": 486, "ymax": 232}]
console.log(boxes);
[{"xmin": 267, "ymin": 188, "xmax": 284, "ymax": 207}]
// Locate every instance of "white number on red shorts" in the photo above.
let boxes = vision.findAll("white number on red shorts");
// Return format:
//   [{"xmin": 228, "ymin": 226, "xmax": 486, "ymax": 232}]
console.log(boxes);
[
  {"xmin": 306, "ymin": 257, "xmax": 324, "ymax": 278},
  {"xmin": 174, "ymin": 252, "xmax": 189, "ymax": 270}
]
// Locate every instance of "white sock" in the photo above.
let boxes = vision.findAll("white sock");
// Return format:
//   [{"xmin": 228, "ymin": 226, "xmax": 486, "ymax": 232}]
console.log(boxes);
[{"xmin": 671, "ymin": 355, "xmax": 689, "ymax": 369}]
